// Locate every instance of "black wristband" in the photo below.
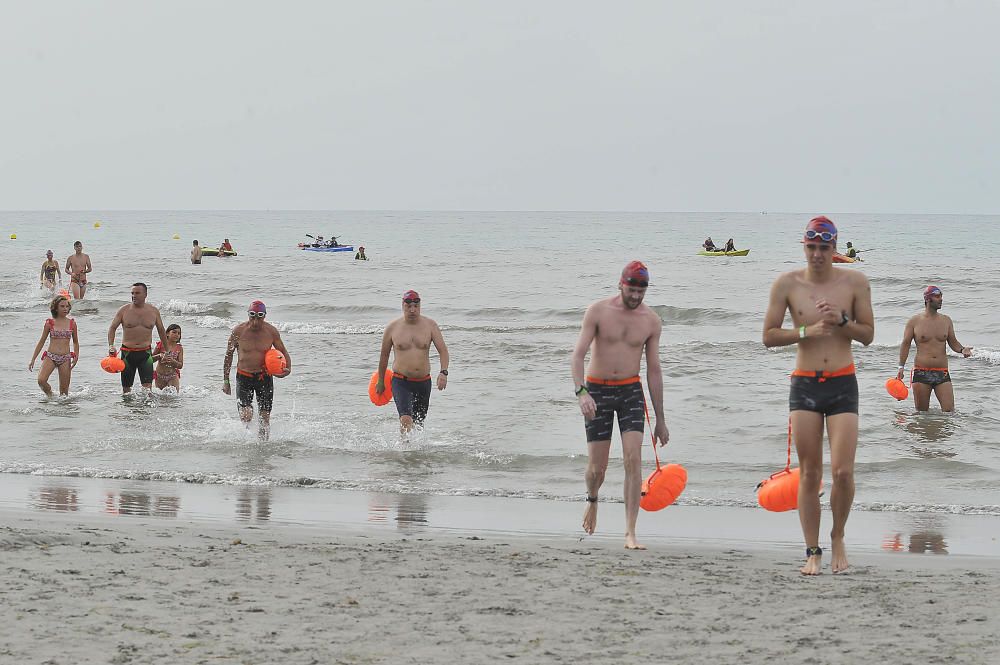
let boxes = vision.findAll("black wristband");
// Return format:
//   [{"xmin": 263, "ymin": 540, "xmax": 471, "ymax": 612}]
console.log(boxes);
[
  {"xmin": 575, "ymin": 385, "xmax": 588, "ymax": 396},
  {"xmin": 439, "ymin": 369, "xmax": 448, "ymax": 376}
]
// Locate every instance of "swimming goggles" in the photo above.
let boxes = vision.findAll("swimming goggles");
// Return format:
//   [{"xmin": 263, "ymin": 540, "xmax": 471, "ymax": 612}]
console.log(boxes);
[
  {"xmin": 248, "ymin": 311, "xmax": 266, "ymax": 318},
  {"xmin": 403, "ymin": 298, "xmax": 421, "ymax": 304},
  {"xmin": 622, "ymin": 278, "xmax": 649, "ymax": 288},
  {"xmin": 804, "ymin": 229, "xmax": 837, "ymax": 242}
]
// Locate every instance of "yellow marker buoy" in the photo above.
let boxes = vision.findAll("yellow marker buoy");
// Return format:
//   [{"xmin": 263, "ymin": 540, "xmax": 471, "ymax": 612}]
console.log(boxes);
[
  {"xmin": 172, "ymin": 233, "xmax": 180, "ymax": 240},
  {"xmin": 9, "ymin": 233, "xmax": 15, "ymax": 239},
  {"xmin": 93, "ymin": 221, "xmax": 101, "ymax": 228}
]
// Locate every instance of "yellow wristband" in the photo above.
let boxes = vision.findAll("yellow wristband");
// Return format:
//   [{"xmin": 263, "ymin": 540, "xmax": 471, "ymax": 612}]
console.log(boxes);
[{"xmin": 799, "ymin": 325, "xmax": 806, "ymax": 339}]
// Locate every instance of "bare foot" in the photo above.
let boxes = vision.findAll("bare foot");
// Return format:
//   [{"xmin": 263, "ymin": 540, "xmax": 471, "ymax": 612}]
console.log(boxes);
[
  {"xmin": 582, "ymin": 502, "xmax": 597, "ymax": 535},
  {"xmin": 831, "ymin": 537, "xmax": 849, "ymax": 573},
  {"xmin": 624, "ymin": 535, "xmax": 646, "ymax": 551},
  {"xmin": 800, "ymin": 553, "xmax": 822, "ymax": 576}
]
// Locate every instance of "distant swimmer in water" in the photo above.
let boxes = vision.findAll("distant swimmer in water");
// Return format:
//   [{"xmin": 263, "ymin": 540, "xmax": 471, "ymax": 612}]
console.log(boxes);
[
  {"xmin": 65, "ymin": 241, "xmax": 92, "ymax": 299},
  {"xmin": 107, "ymin": 283, "xmax": 167, "ymax": 395},
  {"xmin": 39, "ymin": 250, "xmax": 61, "ymax": 292},
  {"xmin": 28, "ymin": 294, "xmax": 79, "ymax": 396},
  {"xmin": 896, "ymin": 285, "xmax": 973, "ymax": 412},
  {"xmin": 763, "ymin": 216, "xmax": 874, "ymax": 575},
  {"xmin": 571, "ymin": 261, "xmax": 669, "ymax": 551},
  {"xmin": 191, "ymin": 240, "xmax": 202, "ymax": 265},
  {"xmin": 355, "ymin": 246, "xmax": 368, "ymax": 260},
  {"xmin": 374, "ymin": 290, "xmax": 449, "ymax": 436},
  {"xmin": 153, "ymin": 324, "xmax": 184, "ymax": 391},
  {"xmin": 223, "ymin": 301, "xmax": 292, "ymax": 441}
]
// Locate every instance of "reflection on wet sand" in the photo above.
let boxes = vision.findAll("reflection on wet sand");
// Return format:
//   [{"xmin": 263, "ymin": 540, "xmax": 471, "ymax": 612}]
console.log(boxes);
[
  {"xmin": 368, "ymin": 493, "xmax": 429, "ymax": 530},
  {"xmin": 882, "ymin": 517, "xmax": 949, "ymax": 555},
  {"xmin": 33, "ymin": 485, "xmax": 79, "ymax": 512},
  {"xmin": 893, "ymin": 412, "xmax": 959, "ymax": 457},
  {"xmin": 104, "ymin": 490, "xmax": 181, "ymax": 518},
  {"xmin": 236, "ymin": 487, "xmax": 272, "ymax": 522}
]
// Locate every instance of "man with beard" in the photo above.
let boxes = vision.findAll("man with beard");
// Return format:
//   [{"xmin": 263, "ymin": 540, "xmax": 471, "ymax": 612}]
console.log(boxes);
[
  {"xmin": 108, "ymin": 283, "xmax": 167, "ymax": 394},
  {"xmin": 896, "ymin": 285, "xmax": 973, "ymax": 412},
  {"xmin": 571, "ymin": 260, "xmax": 669, "ymax": 551},
  {"xmin": 223, "ymin": 300, "xmax": 292, "ymax": 441},
  {"xmin": 763, "ymin": 216, "xmax": 874, "ymax": 575}
]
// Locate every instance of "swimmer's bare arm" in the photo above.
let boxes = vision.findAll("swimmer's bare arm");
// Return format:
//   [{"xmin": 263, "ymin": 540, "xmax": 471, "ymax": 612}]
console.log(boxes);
[
  {"xmin": 946, "ymin": 318, "xmax": 973, "ymax": 357},
  {"xmin": 897, "ymin": 317, "xmax": 916, "ymax": 379},
  {"xmin": 431, "ymin": 321, "xmax": 449, "ymax": 390},
  {"xmin": 571, "ymin": 304, "xmax": 599, "ymax": 419},
  {"xmin": 271, "ymin": 328, "xmax": 292, "ymax": 378},
  {"xmin": 222, "ymin": 328, "xmax": 239, "ymax": 394},
  {"xmin": 762, "ymin": 276, "xmax": 829, "ymax": 346},
  {"xmin": 375, "ymin": 323, "xmax": 394, "ymax": 394},
  {"xmin": 644, "ymin": 316, "xmax": 669, "ymax": 446},
  {"xmin": 839, "ymin": 273, "xmax": 874, "ymax": 345},
  {"xmin": 28, "ymin": 324, "xmax": 50, "ymax": 370},
  {"xmin": 84, "ymin": 256, "xmax": 92, "ymax": 274},
  {"xmin": 154, "ymin": 310, "xmax": 167, "ymax": 349},
  {"xmin": 107, "ymin": 306, "xmax": 125, "ymax": 353},
  {"xmin": 71, "ymin": 323, "xmax": 79, "ymax": 369}
]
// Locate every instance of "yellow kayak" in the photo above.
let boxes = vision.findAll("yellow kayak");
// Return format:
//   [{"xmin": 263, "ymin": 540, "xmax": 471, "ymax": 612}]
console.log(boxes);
[{"xmin": 698, "ymin": 249, "xmax": 750, "ymax": 257}]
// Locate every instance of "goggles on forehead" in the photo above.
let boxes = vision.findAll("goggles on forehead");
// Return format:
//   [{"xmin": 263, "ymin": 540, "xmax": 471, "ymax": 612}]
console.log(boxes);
[{"xmin": 804, "ymin": 229, "xmax": 837, "ymax": 242}]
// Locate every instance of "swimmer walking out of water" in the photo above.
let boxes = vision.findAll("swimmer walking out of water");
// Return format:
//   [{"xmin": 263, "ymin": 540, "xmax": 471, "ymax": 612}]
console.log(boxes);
[
  {"xmin": 571, "ymin": 261, "xmax": 669, "ymax": 551},
  {"xmin": 896, "ymin": 285, "xmax": 973, "ymax": 412},
  {"xmin": 28, "ymin": 294, "xmax": 79, "ymax": 396},
  {"xmin": 107, "ymin": 283, "xmax": 167, "ymax": 394},
  {"xmin": 763, "ymin": 217, "xmax": 874, "ymax": 575},
  {"xmin": 374, "ymin": 290, "xmax": 449, "ymax": 435},
  {"xmin": 65, "ymin": 241, "xmax": 92, "ymax": 299}
]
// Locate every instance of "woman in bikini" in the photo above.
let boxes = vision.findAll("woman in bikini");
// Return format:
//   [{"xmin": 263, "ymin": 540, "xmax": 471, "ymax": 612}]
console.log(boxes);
[
  {"xmin": 152, "ymin": 324, "xmax": 184, "ymax": 392},
  {"xmin": 28, "ymin": 294, "xmax": 79, "ymax": 396}
]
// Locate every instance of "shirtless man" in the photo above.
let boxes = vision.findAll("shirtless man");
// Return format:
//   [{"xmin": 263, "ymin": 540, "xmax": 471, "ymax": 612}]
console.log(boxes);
[
  {"xmin": 571, "ymin": 261, "xmax": 669, "ymax": 551},
  {"xmin": 763, "ymin": 217, "xmax": 874, "ymax": 575},
  {"xmin": 39, "ymin": 250, "xmax": 61, "ymax": 292},
  {"xmin": 374, "ymin": 290, "xmax": 449, "ymax": 434},
  {"xmin": 191, "ymin": 240, "xmax": 203, "ymax": 265},
  {"xmin": 896, "ymin": 285, "xmax": 973, "ymax": 412},
  {"xmin": 108, "ymin": 283, "xmax": 167, "ymax": 394},
  {"xmin": 65, "ymin": 241, "xmax": 92, "ymax": 299},
  {"xmin": 222, "ymin": 301, "xmax": 292, "ymax": 441}
]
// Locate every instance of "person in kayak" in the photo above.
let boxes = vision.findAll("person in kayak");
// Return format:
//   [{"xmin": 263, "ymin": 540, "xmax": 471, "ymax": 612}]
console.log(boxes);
[
  {"xmin": 896, "ymin": 285, "xmax": 973, "ymax": 412},
  {"xmin": 703, "ymin": 237, "xmax": 719, "ymax": 251},
  {"xmin": 724, "ymin": 238, "xmax": 736, "ymax": 252},
  {"xmin": 762, "ymin": 215, "xmax": 874, "ymax": 575}
]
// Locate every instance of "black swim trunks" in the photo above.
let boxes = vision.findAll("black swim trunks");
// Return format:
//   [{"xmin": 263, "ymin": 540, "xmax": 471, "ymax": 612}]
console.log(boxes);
[
  {"xmin": 584, "ymin": 376, "xmax": 645, "ymax": 442},
  {"xmin": 912, "ymin": 367, "xmax": 951, "ymax": 387},
  {"xmin": 789, "ymin": 366, "xmax": 859, "ymax": 416},
  {"xmin": 121, "ymin": 346, "xmax": 154, "ymax": 389},
  {"xmin": 391, "ymin": 373, "xmax": 432, "ymax": 424},
  {"xmin": 236, "ymin": 370, "xmax": 274, "ymax": 413}
]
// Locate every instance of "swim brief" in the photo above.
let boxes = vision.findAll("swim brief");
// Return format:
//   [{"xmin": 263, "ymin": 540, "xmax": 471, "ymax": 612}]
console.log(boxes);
[
  {"xmin": 391, "ymin": 372, "xmax": 432, "ymax": 423},
  {"xmin": 912, "ymin": 367, "xmax": 951, "ymax": 387},
  {"xmin": 71, "ymin": 272, "xmax": 87, "ymax": 285},
  {"xmin": 584, "ymin": 376, "xmax": 645, "ymax": 442},
  {"xmin": 789, "ymin": 364, "xmax": 858, "ymax": 416},
  {"xmin": 121, "ymin": 346, "xmax": 154, "ymax": 389},
  {"xmin": 236, "ymin": 369, "xmax": 274, "ymax": 413}
]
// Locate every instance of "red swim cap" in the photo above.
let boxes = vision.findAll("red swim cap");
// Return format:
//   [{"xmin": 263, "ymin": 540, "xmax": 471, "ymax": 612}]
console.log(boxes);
[
  {"xmin": 923, "ymin": 285, "xmax": 942, "ymax": 301},
  {"xmin": 620, "ymin": 260, "xmax": 650, "ymax": 286},
  {"xmin": 804, "ymin": 216, "xmax": 838, "ymax": 244},
  {"xmin": 249, "ymin": 300, "xmax": 266, "ymax": 314},
  {"xmin": 402, "ymin": 290, "xmax": 420, "ymax": 302}
]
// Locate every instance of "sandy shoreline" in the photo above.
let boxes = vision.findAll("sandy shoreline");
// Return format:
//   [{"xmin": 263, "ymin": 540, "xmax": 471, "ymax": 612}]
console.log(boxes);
[{"xmin": 2, "ymin": 504, "xmax": 999, "ymax": 665}]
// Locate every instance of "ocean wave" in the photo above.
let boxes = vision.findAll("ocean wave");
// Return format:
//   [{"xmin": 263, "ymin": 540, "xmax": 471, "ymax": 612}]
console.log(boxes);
[
  {"xmin": 158, "ymin": 299, "xmax": 232, "ymax": 317},
  {"xmin": 651, "ymin": 305, "xmax": 744, "ymax": 325},
  {"xmin": 189, "ymin": 316, "xmax": 381, "ymax": 335}
]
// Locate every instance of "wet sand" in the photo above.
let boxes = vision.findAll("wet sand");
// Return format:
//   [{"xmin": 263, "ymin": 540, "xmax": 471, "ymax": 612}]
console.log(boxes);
[{"xmin": 2, "ymin": 505, "xmax": 999, "ymax": 664}]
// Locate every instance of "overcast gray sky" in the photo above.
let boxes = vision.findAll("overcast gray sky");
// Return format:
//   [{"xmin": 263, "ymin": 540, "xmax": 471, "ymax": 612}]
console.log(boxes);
[{"xmin": 1, "ymin": 1, "xmax": 997, "ymax": 212}]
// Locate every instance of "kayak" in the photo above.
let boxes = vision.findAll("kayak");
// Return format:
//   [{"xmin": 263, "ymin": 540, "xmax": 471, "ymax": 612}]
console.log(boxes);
[
  {"xmin": 301, "ymin": 245, "xmax": 354, "ymax": 253},
  {"xmin": 698, "ymin": 249, "xmax": 750, "ymax": 257},
  {"xmin": 833, "ymin": 253, "xmax": 859, "ymax": 263},
  {"xmin": 201, "ymin": 248, "xmax": 237, "ymax": 257}
]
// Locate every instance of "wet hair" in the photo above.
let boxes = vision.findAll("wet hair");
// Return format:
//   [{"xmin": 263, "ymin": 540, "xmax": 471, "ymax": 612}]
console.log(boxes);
[
  {"xmin": 74, "ymin": 241, "xmax": 82, "ymax": 248},
  {"xmin": 193, "ymin": 240, "xmax": 199, "ymax": 245},
  {"xmin": 132, "ymin": 282, "xmax": 148, "ymax": 294},
  {"xmin": 166, "ymin": 323, "xmax": 182, "ymax": 338},
  {"xmin": 50, "ymin": 295, "xmax": 71, "ymax": 317}
]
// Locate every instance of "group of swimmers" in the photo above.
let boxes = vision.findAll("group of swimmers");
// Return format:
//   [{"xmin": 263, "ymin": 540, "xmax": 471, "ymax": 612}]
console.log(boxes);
[
  {"xmin": 579, "ymin": 216, "xmax": 973, "ymax": 574},
  {"xmin": 26, "ymin": 217, "xmax": 974, "ymax": 573},
  {"xmin": 38, "ymin": 241, "xmax": 92, "ymax": 298}
]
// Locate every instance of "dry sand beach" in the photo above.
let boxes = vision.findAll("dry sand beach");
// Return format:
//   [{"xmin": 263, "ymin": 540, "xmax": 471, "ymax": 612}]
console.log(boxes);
[{"xmin": 2, "ymin": 499, "xmax": 999, "ymax": 665}]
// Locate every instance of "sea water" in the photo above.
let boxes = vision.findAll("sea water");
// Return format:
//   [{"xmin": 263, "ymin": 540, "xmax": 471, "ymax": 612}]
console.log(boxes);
[{"xmin": 0, "ymin": 211, "xmax": 997, "ymax": 518}]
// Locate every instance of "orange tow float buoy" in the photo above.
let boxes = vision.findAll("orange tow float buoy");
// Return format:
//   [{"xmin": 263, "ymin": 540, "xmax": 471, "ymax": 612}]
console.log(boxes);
[
  {"xmin": 756, "ymin": 419, "xmax": 821, "ymax": 512},
  {"xmin": 101, "ymin": 352, "xmax": 125, "ymax": 373},
  {"xmin": 885, "ymin": 377, "xmax": 909, "ymax": 401},
  {"xmin": 639, "ymin": 396, "xmax": 687, "ymax": 511},
  {"xmin": 264, "ymin": 349, "xmax": 287, "ymax": 376},
  {"xmin": 368, "ymin": 369, "xmax": 393, "ymax": 406}
]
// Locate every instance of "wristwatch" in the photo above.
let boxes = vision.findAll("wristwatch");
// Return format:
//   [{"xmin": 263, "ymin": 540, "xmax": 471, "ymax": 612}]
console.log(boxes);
[
  {"xmin": 839, "ymin": 312, "xmax": 849, "ymax": 327},
  {"xmin": 439, "ymin": 369, "xmax": 448, "ymax": 376}
]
